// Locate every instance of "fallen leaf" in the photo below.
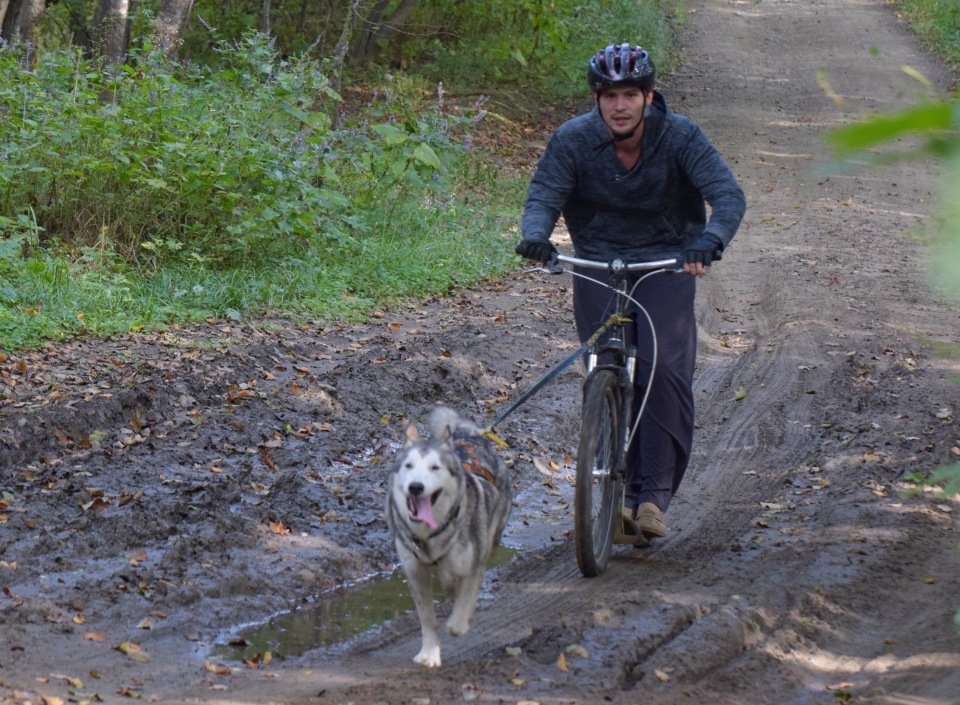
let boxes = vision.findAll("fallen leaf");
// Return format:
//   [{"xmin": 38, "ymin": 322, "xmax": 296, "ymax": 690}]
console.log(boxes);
[
  {"xmin": 50, "ymin": 674, "xmax": 83, "ymax": 688},
  {"xmin": 115, "ymin": 642, "xmax": 150, "ymax": 663},
  {"xmin": 509, "ymin": 673, "xmax": 527, "ymax": 687},
  {"xmin": 565, "ymin": 644, "xmax": 589, "ymax": 659},
  {"xmin": 556, "ymin": 652, "xmax": 569, "ymax": 672},
  {"xmin": 532, "ymin": 458, "xmax": 559, "ymax": 477},
  {"xmin": 733, "ymin": 386, "xmax": 747, "ymax": 401},
  {"xmin": 84, "ymin": 630, "xmax": 106, "ymax": 642},
  {"xmin": 260, "ymin": 449, "xmax": 278, "ymax": 471},
  {"xmin": 505, "ymin": 646, "xmax": 522, "ymax": 657},
  {"xmin": 203, "ymin": 661, "xmax": 231, "ymax": 675},
  {"xmin": 269, "ymin": 520, "xmax": 291, "ymax": 535},
  {"xmin": 654, "ymin": 668, "xmax": 671, "ymax": 682}
]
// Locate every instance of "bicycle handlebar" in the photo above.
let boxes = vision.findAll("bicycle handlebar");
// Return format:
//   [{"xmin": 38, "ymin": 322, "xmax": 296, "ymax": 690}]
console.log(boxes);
[{"xmin": 547, "ymin": 252, "xmax": 680, "ymax": 274}]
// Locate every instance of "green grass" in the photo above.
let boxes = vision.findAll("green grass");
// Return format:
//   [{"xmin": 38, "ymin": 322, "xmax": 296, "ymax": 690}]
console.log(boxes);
[
  {"xmin": 0, "ymin": 185, "xmax": 524, "ymax": 349},
  {"xmin": 893, "ymin": 0, "xmax": 960, "ymax": 68}
]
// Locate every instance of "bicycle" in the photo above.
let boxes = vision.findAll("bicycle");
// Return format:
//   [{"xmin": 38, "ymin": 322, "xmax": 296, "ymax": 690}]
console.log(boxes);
[{"xmin": 546, "ymin": 252, "xmax": 680, "ymax": 577}]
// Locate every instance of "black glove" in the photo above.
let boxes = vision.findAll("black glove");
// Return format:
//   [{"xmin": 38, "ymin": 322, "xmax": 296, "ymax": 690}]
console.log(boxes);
[
  {"xmin": 515, "ymin": 233, "xmax": 556, "ymax": 262},
  {"xmin": 682, "ymin": 233, "xmax": 724, "ymax": 266}
]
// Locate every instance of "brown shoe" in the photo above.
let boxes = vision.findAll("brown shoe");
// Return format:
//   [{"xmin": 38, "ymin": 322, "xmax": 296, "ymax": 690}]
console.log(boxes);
[{"xmin": 637, "ymin": 502, "xmax": 667, "ymax": 538}]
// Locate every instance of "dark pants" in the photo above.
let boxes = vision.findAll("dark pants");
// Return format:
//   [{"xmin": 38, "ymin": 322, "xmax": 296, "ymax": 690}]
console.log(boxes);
[{"xmin": 573, "ymin": 268, "xmax": 696, "ymax": 514}]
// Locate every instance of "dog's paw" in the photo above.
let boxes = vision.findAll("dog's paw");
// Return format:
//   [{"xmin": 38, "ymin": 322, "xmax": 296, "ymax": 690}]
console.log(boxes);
[
  {"xmin": 446, "ymin": 617, "xmax": 471, "ymax": 637},
  {"xmin": 414, "ymin": 646, "xmax": 442, "ymax": 668}
]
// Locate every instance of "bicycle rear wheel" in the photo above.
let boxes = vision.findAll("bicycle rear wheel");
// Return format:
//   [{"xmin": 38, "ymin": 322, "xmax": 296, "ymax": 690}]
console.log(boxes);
[{"xmin": 574, "ymin": 369, "xmax": 622, "ymax": 577}]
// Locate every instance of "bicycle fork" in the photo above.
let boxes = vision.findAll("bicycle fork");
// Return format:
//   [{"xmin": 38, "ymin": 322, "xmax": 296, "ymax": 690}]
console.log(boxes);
[{"xmin": 585, "ymin": 341, "xmax": 639, "ymax": 482}]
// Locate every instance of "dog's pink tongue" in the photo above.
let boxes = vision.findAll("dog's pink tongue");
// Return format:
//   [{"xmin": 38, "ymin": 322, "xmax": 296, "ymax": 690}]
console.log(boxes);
[{"xmin": 412, "ymin": 495, "xmax": 438, "ymax": 530}]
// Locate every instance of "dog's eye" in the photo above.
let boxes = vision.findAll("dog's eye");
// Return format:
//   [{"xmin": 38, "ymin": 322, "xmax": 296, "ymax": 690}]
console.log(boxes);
[{"xmin": 430, "ymin": 464, "xmax": 442, "ymax": 472}]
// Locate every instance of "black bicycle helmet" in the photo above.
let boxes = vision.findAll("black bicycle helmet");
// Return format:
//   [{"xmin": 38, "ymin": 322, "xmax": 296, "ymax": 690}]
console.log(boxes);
[{"xmin": 587, "ymin": 43, "xmax": 655, "ymax": 93}]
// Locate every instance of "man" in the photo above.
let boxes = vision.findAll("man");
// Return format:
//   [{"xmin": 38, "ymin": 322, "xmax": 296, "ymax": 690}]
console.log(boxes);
[{"xmin": 516, "ymin": 43, "xmax": 745, "ymax": 540}]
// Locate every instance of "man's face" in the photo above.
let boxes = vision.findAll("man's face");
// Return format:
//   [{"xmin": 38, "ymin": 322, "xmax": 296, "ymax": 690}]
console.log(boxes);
[{"xmin": 597, "ymin": 85, "xmax": 651, "ymax": 138}]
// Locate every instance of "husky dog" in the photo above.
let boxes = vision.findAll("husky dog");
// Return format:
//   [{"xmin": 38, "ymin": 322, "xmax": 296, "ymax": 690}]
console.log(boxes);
[{"xmin": 385, "ymin": 406, "xmax": 512, "ymax": 668}]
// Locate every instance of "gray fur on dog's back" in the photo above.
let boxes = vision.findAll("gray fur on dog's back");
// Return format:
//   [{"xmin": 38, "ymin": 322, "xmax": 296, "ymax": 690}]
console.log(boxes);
[{"xmin": 425, "ymin": 404, "xmax": 481, "ymax": 438}]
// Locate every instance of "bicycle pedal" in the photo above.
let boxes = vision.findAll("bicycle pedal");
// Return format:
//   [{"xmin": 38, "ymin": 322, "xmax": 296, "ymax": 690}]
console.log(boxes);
[{"xmin": 613, "ymin": 515, "xmax": 650, "ymax": 547}]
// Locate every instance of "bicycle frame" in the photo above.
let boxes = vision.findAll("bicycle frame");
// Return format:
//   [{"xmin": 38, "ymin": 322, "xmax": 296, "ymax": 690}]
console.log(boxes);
[{"xmin": 549, "ymin": 253, "xmax": 680, "ymax": 475}]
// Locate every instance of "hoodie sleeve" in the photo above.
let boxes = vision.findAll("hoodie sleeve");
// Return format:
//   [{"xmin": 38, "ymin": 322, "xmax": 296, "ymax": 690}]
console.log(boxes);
[
  {"xmin": 678, "ymin": 125, "xmax": 746, "ymax": 250},
  {"xmin": 521, "ymin": 131, "xmax": 578, "ymax": 240}
]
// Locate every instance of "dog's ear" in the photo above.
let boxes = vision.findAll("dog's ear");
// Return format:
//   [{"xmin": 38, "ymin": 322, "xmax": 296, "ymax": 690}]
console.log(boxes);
[
  {"xmin": 435, "ymin": 423, "xmax": 454, "ymax": 450},
  {"xmin": 404, "ymin": 423, "xmax": 421, "ymax": 446}
]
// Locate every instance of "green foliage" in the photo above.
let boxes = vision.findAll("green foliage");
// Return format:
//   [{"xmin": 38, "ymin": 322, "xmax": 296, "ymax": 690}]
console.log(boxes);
[
  {"xmin": 0, "ymin": 0, "xmax": 681, "ymax": 349},
  {"xmin": 827, "ymin": 93, "xmax": 960, "ymax": 297},
  {"xmin": 0, "ymin": 33, "xmax": 488, "ymax": 267},
  {"xmin": 930, "ymin": 464, "xmax": 960, "ymax": 497},
  {"xmin": 1, "ymin": 36, "xmax": 345, "ymax": 266},
  {"xmin": 826, "ymin": 101, "xmax": 958, "ymax": 160},
  {"xmin": 0, "ymin": 31, "xmax": 523, "ymax": 348},
  {"xmin": 401, "ymin": 0, "xmax": 681, "ymax": 104}
]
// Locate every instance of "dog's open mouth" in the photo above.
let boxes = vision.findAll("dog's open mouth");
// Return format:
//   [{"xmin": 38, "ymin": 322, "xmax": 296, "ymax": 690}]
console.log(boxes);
[{"xmin": 407, "ymin": 490, "xmax": 441, "ymax": 531}]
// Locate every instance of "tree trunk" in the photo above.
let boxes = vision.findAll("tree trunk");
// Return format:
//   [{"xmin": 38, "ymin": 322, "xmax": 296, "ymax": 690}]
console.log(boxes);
[
  {"xmin": 153, "ymin": 0, "xmax": 194, "ymax": 58},
  {"xmin": 262, "ymin": 0, "xmax": 270, "ymax": 35},
  {"xmin": 348, "ymin": 0, "xmax": 389, "ymax": 66},
  {"xmin": 329, "ymin": 0, "xmax": 362, "ymax": 129},
  {"xmin": 7, "ymin": 0, "xmax": 44, "ymax": 42},
  {"xmin": 92, "ymin": 0, "xmax": 129, "ymax": 64},
  {"xmin": 0, "ymin": 0, "xmax": 12, "ymax": 36},
  {"xmin": 349, "ymin": 0, "xmax": 419, "ymax": 66}
]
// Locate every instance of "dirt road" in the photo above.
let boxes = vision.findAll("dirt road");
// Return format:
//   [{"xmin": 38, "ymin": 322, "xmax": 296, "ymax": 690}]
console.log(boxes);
[{"xmin": 2, "ymin": 0, "xmax": 959, "ymax": 703}]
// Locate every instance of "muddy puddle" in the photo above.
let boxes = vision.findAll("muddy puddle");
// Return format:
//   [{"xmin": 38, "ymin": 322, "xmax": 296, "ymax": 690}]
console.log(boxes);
[{"xmin": 213, "ymin": 546, "xmax": 517, "ymax": 662}]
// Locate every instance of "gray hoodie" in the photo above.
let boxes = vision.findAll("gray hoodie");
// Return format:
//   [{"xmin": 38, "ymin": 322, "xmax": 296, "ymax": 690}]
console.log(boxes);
[{"xmin": 522, "ymin": 92, "xmax": 746, "ymax": 261}]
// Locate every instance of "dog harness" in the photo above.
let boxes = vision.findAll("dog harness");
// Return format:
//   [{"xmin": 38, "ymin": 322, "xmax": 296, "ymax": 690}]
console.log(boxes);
[{"xmin": 454, "ymin": 439, "xmax": 498, "ymax": 485}]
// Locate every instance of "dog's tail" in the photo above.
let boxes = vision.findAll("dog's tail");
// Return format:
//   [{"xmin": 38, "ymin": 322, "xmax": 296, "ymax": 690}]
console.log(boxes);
[{"xmin": 425, "ymin": 405, "xmax": 479, "ymax": 438}]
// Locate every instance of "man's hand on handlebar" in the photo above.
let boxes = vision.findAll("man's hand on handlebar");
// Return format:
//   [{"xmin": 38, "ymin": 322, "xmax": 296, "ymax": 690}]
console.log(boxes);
[
  {"xmin": 682, "ymin": 233, "xmax": 724, "ymax": 277},
  {"xmin": 515, "ymin": 234, "xmax": 557, "ymax": 263}
]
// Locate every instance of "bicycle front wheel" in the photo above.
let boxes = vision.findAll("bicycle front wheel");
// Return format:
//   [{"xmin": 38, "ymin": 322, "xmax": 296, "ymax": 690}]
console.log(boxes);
[{"xmin": 574, "ymin": 369, "xmax": 622, "ymax": 577}]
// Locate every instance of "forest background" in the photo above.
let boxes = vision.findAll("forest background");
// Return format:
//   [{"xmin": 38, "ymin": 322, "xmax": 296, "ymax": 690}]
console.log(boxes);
[{"xmin": 0, "ymin": 0, "xmax": 955, "ymax": 351}]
